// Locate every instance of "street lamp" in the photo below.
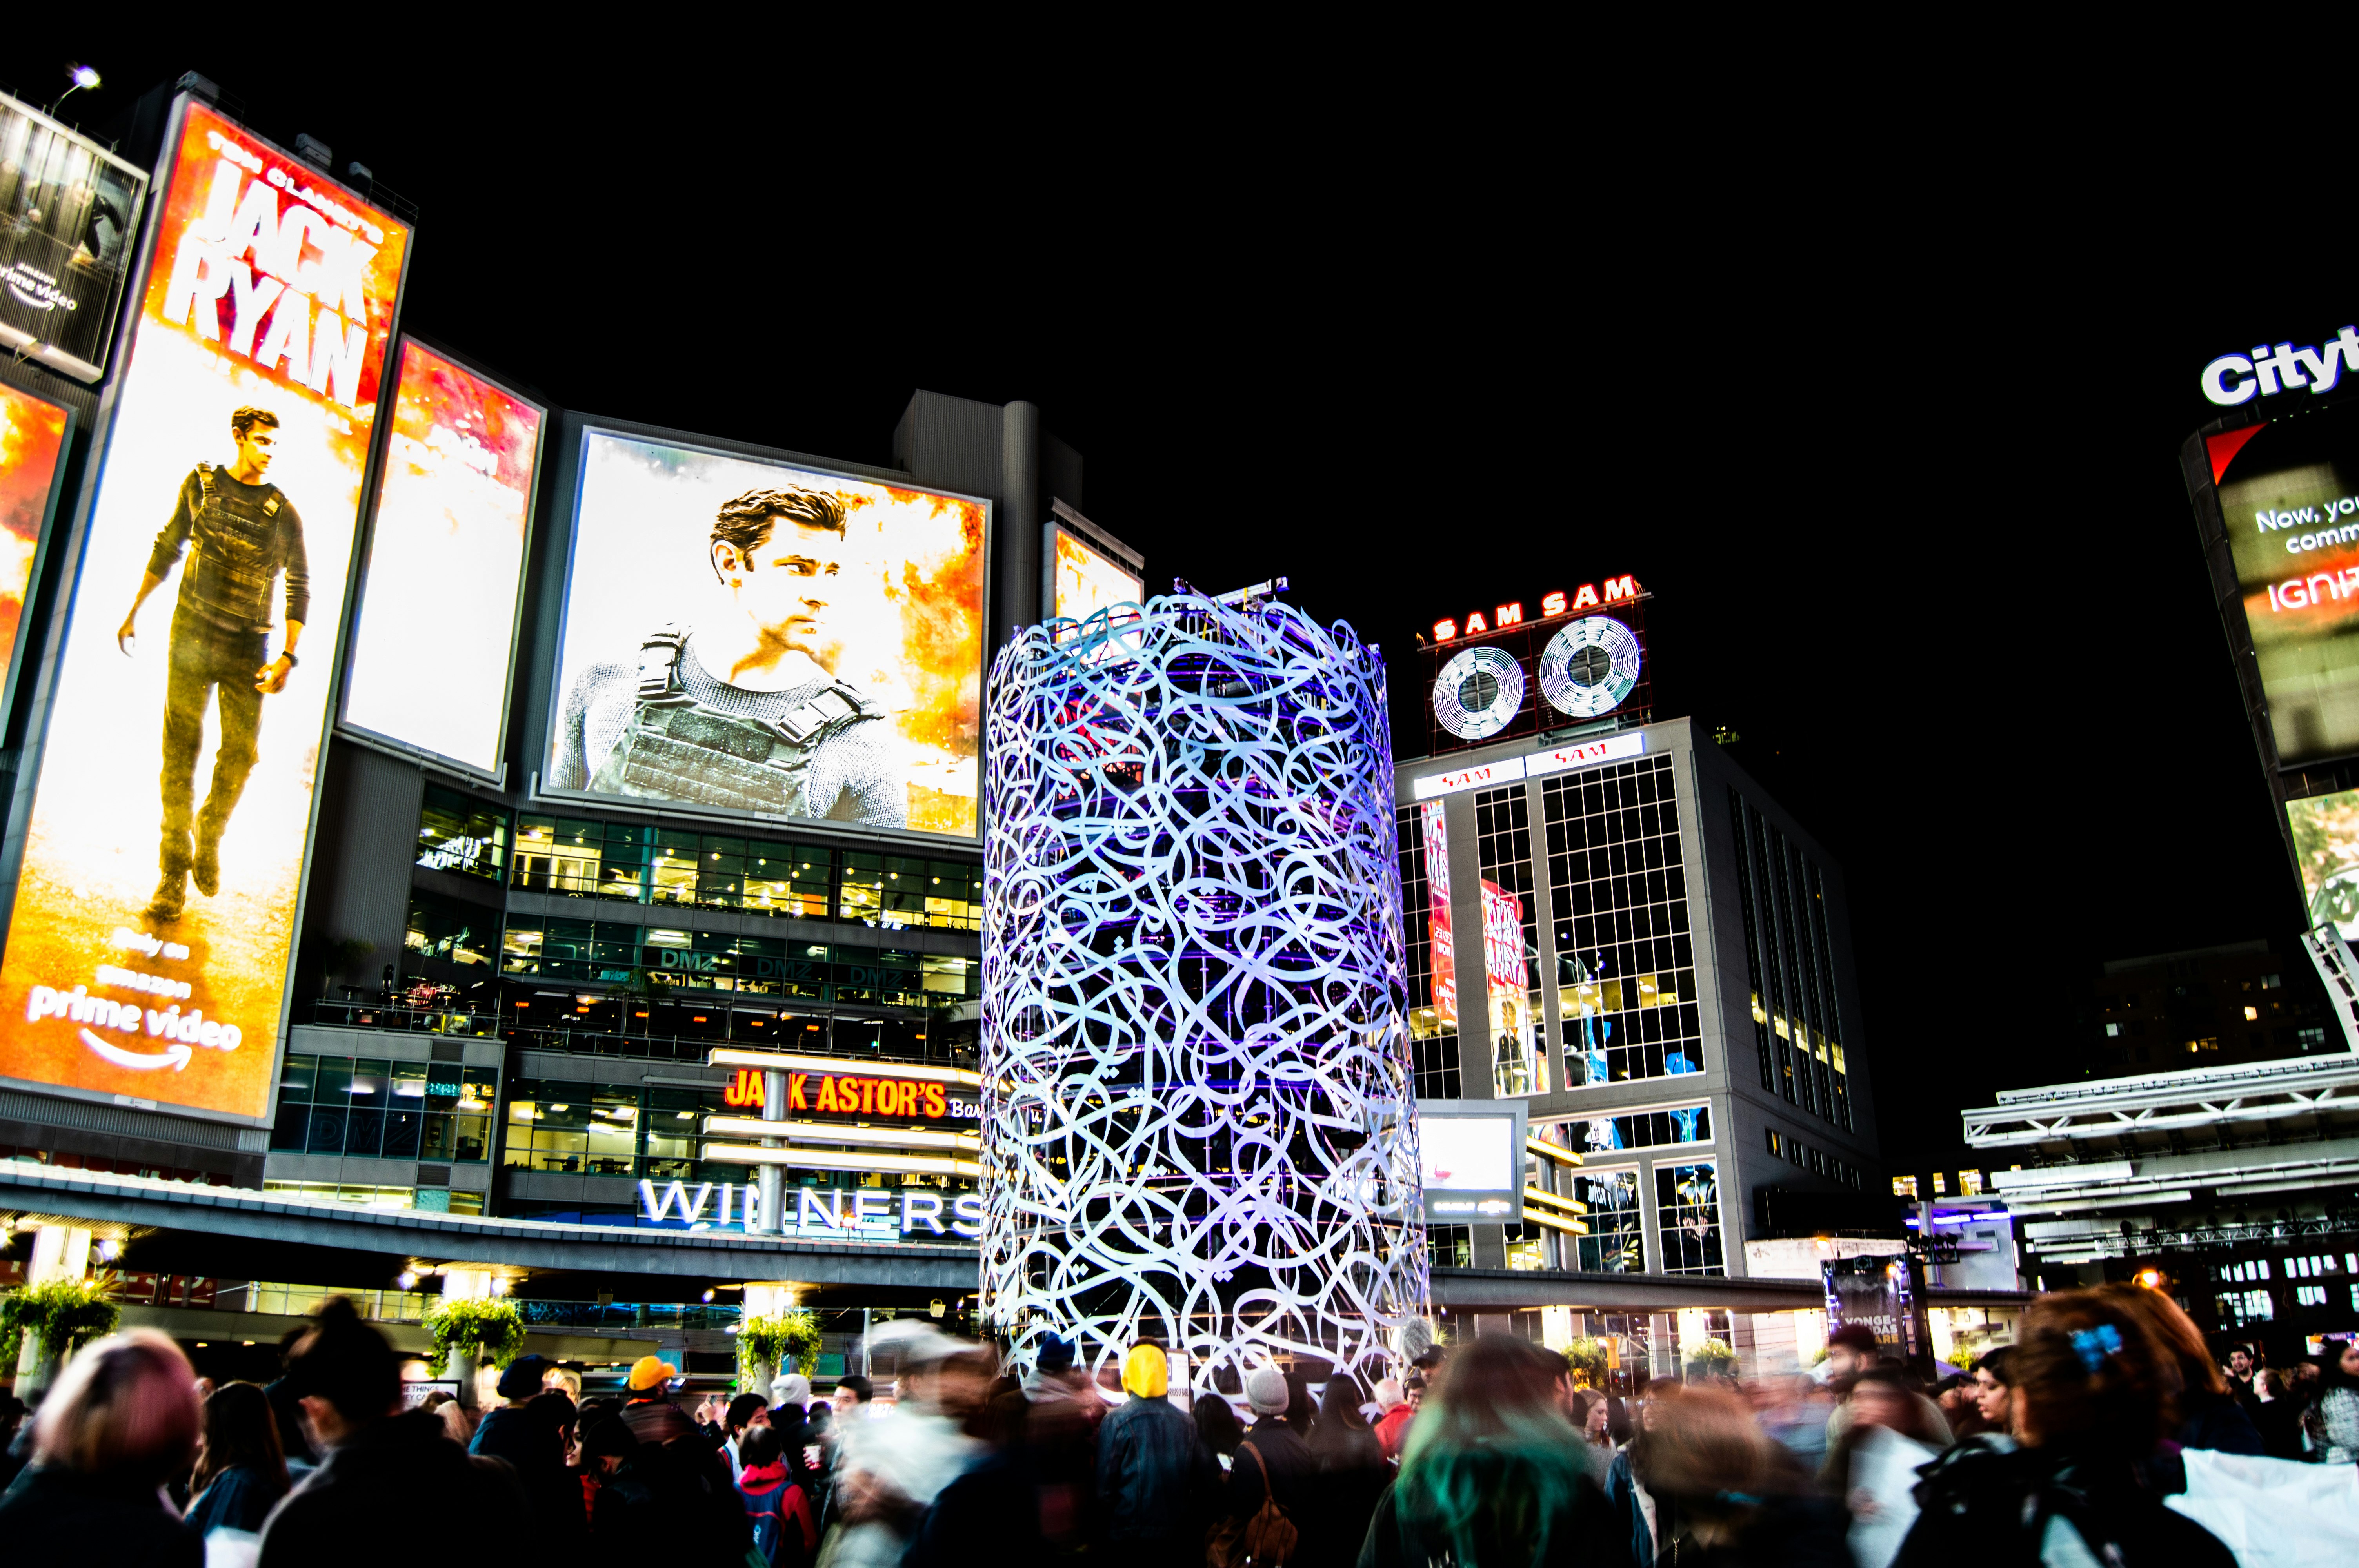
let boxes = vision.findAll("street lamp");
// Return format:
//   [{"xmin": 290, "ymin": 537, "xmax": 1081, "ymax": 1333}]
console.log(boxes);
[{"xmin": 55, "ymin": 65, "xmax": 100, "ymax": 115}]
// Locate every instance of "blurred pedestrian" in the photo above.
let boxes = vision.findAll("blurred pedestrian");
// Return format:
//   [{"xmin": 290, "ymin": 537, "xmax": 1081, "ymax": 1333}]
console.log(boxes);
[
  {"xmin": 2319, "ymin": 1340, "xmax": 2359, "ymax": 1465},
  {"xmin": 544, "ymin": 1365, "xmax": 583, "ymax": 1403},
  {"xmin": 256, "ymin": 1297, "xmax": 529, "ymax": 1566},
  {"xmin": 998, "ymin": 1334, "xmax": 1100, "ymax": 1553},
  {"xmin": 1283, "ymin": 1368, "xmax": 1318, "ymax": 1437},
  {"xmin": 1306, "ymin": 1370, "xmax": 1387, "ymax": 1568},
  {"xmin": 1894, "ymin": 1289, "xmax": 2234, "ymax": 1568},
  {"xmin": 472, "ymin": 1356, "xmax": 584, "ymax": 1543},
  {"xmin": 1757, "ymin": 1372, "xmax": 1832, "ymax": 1472},
  {"xmin": 1832, "ymin": 1368, "xmax": 1944, "ymax": 1568},
  {"xmin": 1823, "ymin": 1327, "xmax": 1949, "ymax": 1467},
  {"xmin": 1369, "ymin": 1378, "xmax": 1409, "ymax": 1462},
  {"xmin": 0, "ymin": 1330, "xmax": 203, "ymax": 1565},
  {"xmin": 828, "ymin": 1322, "xmax": 994, "ymax": 1568},
  {"xmin": 1605, "ymin": 1378, "xmax": 1679, "ymax": 1565},
  {"xmin": 1196, "ymin": 1387, "xmax": 1246, "ymax": 1472},
  {"xmin": 1642, "ymin": 1383, "xmax": 1845, "ymax": 1566},
  {"xmin": 1575, "ymin": 1389, "xmax": 1619, "ymax": 1485},
  {"xmin": 184, "ymin": 1380, "xmax": 289, "ymax": 1537},
  {"xmin": 736, "ymin": 1424, "xmax": 816, "ymax": 1566},
  {"xmin": 2222, "ymin": 1345, "xmax": 2261, "ymax": 1417},
  {"xmin": 2253, "ymin": 1365, "xmax": 2314, "ymax": 1461},
  {"xmin": 0, "ymin": 1392, "xmax": 27, "ymax": 1491},
  {"xmin": 437, "ymin": 1396, "xmax": 476, "ymax": 1446},
  {"xmin": 1361, "ymin": 1333, "xmax": 1631, "ymax": 1568},
  {"xmin": 1933, "ymin": 1374, "xmax": 1988, "ymax": 1441},
  {"xmin": 261, "ymin": 1325, "xmax": 318, "ymax": 1474},
  {"xmin": 832, "ymin": 1373, "xmax": 875, "ymax": 1418},
  {"xmin": 2096, "ymin": 1283, "xmax": 2264, "ymax": 1455},
  {"xmin": 1095, "ymin": 1342, "xmax": 1221, "ymax": 1568}
]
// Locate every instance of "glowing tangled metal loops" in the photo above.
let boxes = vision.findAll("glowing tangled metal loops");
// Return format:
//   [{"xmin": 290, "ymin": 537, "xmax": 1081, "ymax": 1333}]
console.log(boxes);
[{"xmin": 981, "ymin": 592, "xmax": 1429, "ymax": 1385}]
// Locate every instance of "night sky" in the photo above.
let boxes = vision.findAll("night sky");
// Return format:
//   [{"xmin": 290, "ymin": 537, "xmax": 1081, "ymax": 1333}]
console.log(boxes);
[{"xmin": 14, "ymin": 43, "xmax": 2348, "ymax": 1177}]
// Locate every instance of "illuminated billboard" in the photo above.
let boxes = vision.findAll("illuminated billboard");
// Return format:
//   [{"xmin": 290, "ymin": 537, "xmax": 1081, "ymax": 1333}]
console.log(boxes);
[
  {"xmin": 1044, "ymin": 511, "xmax": 1141, "ymax": 626},
  {"xmin": 1419, "ymin": 575, "xmax": 1651, "ymax": 755},
  {"xmin": 2208, "ymin": 402, "xmax": 2359, "ymax": 767},
  {"xmin": 2289, "ymin": 787, "xmax": 2359, "ymax": 937},
  {"xmin": 0, "ymin": 379, "xmax": 74, "ymax": 715},
  {"xmin": 1416, "ymin": 1098, "xmax": 1526, "ymax": 1222},
  {"xmin": 341, "ymin": 339, "xmax": 543, "ymax": 776},
  {"xmin": 0, "ymin": 98, "xmax": 409, "ymax": 1122},
  {"xmin": 0, "ymin": 92, "xmax": 151, "ymax": 382},
  {"xmin": 547, "ymin": 428, "xmax": 988, "ymax": 840}
]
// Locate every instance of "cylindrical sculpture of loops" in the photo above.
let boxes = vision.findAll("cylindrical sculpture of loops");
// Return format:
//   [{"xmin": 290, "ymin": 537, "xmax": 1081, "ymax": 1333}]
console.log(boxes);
[{"xmin": 980, "ymin": 590, "xmax": 1428, "ymax": 1390}]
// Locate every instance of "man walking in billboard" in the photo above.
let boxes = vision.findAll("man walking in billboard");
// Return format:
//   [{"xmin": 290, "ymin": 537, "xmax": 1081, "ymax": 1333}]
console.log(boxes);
[
  {"xmin": 116, "ymin": 406, "xmax": 308, "ymax": 921},
  {"xmin": 554, "ymin": 486, "xmax": 903, "ymax": 824}
]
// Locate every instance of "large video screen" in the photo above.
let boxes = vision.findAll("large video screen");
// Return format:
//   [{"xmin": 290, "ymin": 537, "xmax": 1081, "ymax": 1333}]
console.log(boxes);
[
  {"xmin": 548, "ymin": 430, "xmax": 988, "ymax": 839},
  {"xmin": 1047, "ymin": 519, "xmax": 1141, "ymax": 624},
  {"xmin": 0, "ymin": 99, "xmax": 409, "ymax": 1121},
  {"xmin": 2289, "ymin": 787, "xmax": 2359, "ymax": 938},
  {"xmin": 2212, "ymin": 402, "xmax": 2359, "ymax": 766},
  {"xmin": 342, "ymin": 340, "xmax": 543, "ymax": 775},
  {"xmin": 0, "ymin": 380, "xmax": 73, "ymax": 706}
]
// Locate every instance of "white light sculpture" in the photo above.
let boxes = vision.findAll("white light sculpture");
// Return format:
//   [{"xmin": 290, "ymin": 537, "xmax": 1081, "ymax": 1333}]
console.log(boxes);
[{"xmin": 981, "ymin": 589, "xmax": 1428, "ymax": 1387}]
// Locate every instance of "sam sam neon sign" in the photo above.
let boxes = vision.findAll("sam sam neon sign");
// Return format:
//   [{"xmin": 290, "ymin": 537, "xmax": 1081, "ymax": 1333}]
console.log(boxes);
[{"xmin": 1431, "ymin": 576, "xmax": 1638, "ymax": 643}]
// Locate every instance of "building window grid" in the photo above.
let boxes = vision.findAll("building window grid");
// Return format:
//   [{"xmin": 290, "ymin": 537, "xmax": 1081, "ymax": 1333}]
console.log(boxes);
[
  {"xmin": 1559, "ymin": 1104, "xmax": 1712, "ymax": 1156},
  {"xmin": 1543, "ymin": 757, "xmax": 1701, "ymax": 1088},
  {"xmin": 1655, "ymin": 1160, "xmax": 1725, "ymax": 1276},
  {"xmin": 1732, "ymin": 793, "xmax": 1851, "ymax": 1131},
  {"xmin": 1395, "ymin": 806, "xmax": 1462, "ymax": 1099},
  {"xmin": 504, "ymin": 813, "xmax": 981, "ymax": 933},
  {"xmin": 269, "ymin": 1054, "xmax": 497, "ymax": 1163},
  {"xmin": 1474, "ymin": 785, "xmax": 1545, "ymax": 1097},
  {"xmin": 1576, "ymin": 1168, "xmax": 1646, "ymax": 1273}
]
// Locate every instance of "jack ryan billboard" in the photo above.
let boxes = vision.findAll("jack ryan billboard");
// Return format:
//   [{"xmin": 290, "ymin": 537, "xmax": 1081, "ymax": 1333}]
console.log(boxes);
[{"xmin": 0, "ymin": 98, "xmax": 409, "ymax": 1121}]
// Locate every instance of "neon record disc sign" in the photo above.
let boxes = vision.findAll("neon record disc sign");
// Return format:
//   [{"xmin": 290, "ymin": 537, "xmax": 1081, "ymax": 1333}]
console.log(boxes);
[
  {"xmin": 1432, "ymin": 645, "xmax": 1524, "ymax": 740},
  {"xmin": 1539, "ymin": 616, "xmax": 1642, "ymax": 719}
]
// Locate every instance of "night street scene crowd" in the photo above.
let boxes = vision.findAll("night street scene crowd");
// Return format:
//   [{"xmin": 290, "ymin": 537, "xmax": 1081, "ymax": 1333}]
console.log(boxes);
[{"xmin": 2, "ymin": 1283, "xmax": 2357, "ymax": 1565}]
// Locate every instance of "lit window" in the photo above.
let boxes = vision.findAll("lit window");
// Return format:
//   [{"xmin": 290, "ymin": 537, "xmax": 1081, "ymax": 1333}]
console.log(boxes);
[
  {"xmin": 1892, "ymin": 1175, "xmax": 1918, "ymax": 1199},
  {"xmin": 2244, "ymin": 1006, "xmax": 2259, "ymax": 1021}
]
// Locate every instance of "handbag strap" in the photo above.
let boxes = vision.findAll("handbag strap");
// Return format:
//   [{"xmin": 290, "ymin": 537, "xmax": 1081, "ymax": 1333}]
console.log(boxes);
[{"xmin": 1240, "ymin": 1440, "xmax": 1272, "ymax": 1499}]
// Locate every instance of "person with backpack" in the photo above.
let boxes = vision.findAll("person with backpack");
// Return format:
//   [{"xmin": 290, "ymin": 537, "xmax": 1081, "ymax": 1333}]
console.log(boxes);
[
  {"xmin": 1218, "ymin": 1365, "xmax": 1314, "ymax": 1566},
  {"xmin": 736, "ymin": 1425, "xmax": 816, "ymax": 1566}
]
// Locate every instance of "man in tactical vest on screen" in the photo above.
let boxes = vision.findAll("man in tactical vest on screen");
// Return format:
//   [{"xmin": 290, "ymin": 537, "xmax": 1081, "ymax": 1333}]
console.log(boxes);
[
  {"xmin": 553, "ymin": 486, "xmax": 904, "ymax": 825},
  {"xmin": 116, "ymin": 405, "xmax": 309, "ymax": 922}
]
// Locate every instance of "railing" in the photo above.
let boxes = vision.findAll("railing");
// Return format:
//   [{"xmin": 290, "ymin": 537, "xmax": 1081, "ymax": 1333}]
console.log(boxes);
[{"xmin": 306, "ymin": 999, "xmax": 981, "ymax": 1070}]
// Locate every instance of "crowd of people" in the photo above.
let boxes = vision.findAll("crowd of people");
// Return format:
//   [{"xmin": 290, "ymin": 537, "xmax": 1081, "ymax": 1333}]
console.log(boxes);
[{"xmin": 0, "ymin": 1284, "xmax": 2352, "ymax": 1564}]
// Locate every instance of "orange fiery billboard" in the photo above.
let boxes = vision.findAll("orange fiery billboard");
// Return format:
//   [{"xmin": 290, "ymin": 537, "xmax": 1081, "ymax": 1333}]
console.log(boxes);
[
  {"xmin": 547, "ymin": 430, "xmax": 988, "ymax": 840},
  {"xmin": 0, "ymin": 98, "xmax": 409, "ymax": 1121},
  {"xmin": 0, "ymin": 380, "xmax": 71, "ymax": 708},
  {"xmin": 342, "ymin": 339, "xmax": 543, "ymax": 775}
]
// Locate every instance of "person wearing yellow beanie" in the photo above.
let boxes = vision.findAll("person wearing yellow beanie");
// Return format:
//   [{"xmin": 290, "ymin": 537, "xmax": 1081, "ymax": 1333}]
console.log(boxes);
[{"xmin": 1096, "ymin": 1341, "xmax": 1220, "ymax": 1566}]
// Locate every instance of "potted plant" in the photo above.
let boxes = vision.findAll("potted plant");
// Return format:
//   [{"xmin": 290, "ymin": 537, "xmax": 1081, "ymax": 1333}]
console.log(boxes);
[
  {"xmin": 2, "ymin": 1274, "xmax": 121, "ymax": 1397},
  {"xmin": 738, "ymin": 1308, "xmax": 821, "ymax": 1394},
  {"xmin": 425, "ymin": 1296, "xmax": 525, "ymax": 1405},
  {"xmin": 1562, "ymin": 1336, "xmax": 1609, "ymax": 1387},
  {"xmin": 1683, "ymin": 1337, "xmax": 1738, "ymax": 1379}
]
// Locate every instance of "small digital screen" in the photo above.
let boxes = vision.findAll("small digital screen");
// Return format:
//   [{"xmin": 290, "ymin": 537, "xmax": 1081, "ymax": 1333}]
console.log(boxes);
[
  {"xmin": 2288, "ymin": 787, "xmax": 2359, "ymax": 937},
  {"xmin": 1419, "ymin": 1113, "xmax": 1516, "ymax": 1194},
  {"xmin": 1048, "ymin": 522, "xmax": 1140, "ymax": 625}
]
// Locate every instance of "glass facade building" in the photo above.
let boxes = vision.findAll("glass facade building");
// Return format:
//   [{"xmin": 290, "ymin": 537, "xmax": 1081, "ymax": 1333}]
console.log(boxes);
[{"xmin": 1396, "ymin": 714, "xmax": 1880, "ymax": 1280}]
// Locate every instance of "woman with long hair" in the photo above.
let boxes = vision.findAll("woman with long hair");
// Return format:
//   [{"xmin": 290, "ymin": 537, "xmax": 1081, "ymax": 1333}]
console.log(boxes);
[
  {"xmin": 1894, "ymin": 1289, "xmax": 2235, "ymax": 1568},
  {"xmin": 1357, "ymin": 1334, "xmax": 1632, "ymax": 1568},
  {"xmin": 1193, "ymin": 1388, "xmax": 1245, "ymax": 1471},
  {"xmin": 184, "ymin": 1380, "xmax": 291, "ymax": 1537},
  {"xmin": 1307, "ymin": 1372, "xmax": 1388, "ymax": 1568},
  {"xmin": 1636, "ymin": 1385, "xmax": 1845, "ymax": 1566},
  {"xmin": 0, "ymin": 1329, "xmax": 205, "ymax": 1562}
]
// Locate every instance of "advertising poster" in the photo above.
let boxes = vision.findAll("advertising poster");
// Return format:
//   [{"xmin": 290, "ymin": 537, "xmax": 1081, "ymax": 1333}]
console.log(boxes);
[
  {"xmin": 2288, "ymin": 787, "xmax": 2359, "ymax": 937},
  {"xmin": 1483, "ymin": 879, "xmax": 1543, "ymax": 1096},
  {"xmin": 342, "ymin": 340, "xmax": 543, "ymax": 774},
  {"xmin": 0, "ymin": 380, "xmax": 72, "ymax": 703},
  {"xmin": 1421, "ymin": 800, "xmax": 1456, "ymax": 1030},
  {"xmin": 2214, "ymin": 406, "xmax": 2359, "ymax": 766},
  {"xmin": 1823, "ymin": 1252, "xmax": 1933, "ymax": 1375},
  {"xmin": 0, "ymin": 93, "xmax": 151, "ymax": 382},
  {"xmin": 0, "ymin": 100, "xmax": 409, "ymax": 1120},
  {"xmin": 1047, "ymin": 520, "xmax": 1141, "ymax": 624},
  {"xmin": 549, "ymin": 431, "xmax": 988, "ymax": 838}
]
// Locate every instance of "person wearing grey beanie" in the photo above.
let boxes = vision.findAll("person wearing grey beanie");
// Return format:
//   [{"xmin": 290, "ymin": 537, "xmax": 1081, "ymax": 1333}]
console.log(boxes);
[{"xmin": 1224, "ymin": 1365, "xmax": 1314, "ymax": 1549}]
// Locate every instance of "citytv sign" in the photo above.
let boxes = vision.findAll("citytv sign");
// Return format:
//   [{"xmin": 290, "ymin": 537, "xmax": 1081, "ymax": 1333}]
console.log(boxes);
[{"xmin": 2202, "ymin": 328, "xmax": 2359, "ymax": 406}]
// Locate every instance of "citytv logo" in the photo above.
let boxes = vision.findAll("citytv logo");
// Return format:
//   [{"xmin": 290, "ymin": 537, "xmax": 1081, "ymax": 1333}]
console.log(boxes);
[{"xmin": 2202, "ymin": 329, "xmax": 2359, "ymax": 406}]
